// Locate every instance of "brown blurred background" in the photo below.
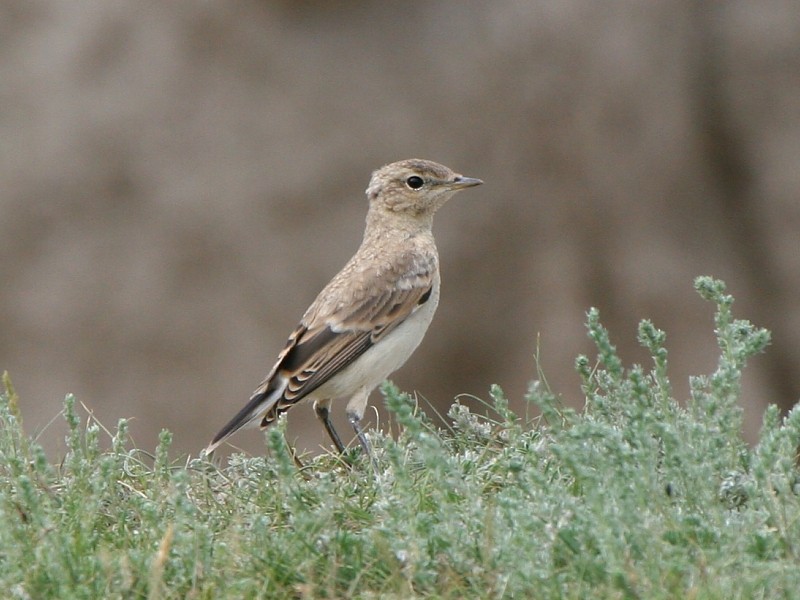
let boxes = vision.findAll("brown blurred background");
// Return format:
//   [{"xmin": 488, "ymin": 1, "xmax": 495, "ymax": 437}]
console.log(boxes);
[{"xmin": 2, "ymin": 1, "xmax": 798, "ymax": 458}]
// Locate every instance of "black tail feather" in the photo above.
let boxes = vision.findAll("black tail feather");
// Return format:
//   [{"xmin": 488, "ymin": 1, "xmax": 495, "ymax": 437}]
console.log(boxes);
[{"xmin": 204, "ymin": 385, "xmax": 279, "ymax": 454}]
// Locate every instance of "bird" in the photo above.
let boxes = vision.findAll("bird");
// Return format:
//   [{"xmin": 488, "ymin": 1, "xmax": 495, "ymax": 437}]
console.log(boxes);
[{"xmin": 204, "ymin": 159, "xmax": 483, "ymax": 460}]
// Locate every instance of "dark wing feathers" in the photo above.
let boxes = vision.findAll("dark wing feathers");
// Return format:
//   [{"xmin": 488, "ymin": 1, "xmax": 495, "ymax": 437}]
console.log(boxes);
[
  {"xmin": 272, "ymin": 275, "xmax": 434, "ymax": 406},
  {"xmin": 283, "ymin": 328, "xmax": 374, "ymax": 401},
  {"xmin": 206, "ymin": 252, "xmax": 436, "ymax": 452}
]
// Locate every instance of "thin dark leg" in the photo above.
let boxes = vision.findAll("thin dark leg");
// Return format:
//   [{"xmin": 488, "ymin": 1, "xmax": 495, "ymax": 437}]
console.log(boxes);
[
  {"xmin": 314, "ymin": 401, "xmax": 346, "ymax": 454},
  {"xmin": 348, "ymin": 413, "xmax": 376, "ymax": 468}
]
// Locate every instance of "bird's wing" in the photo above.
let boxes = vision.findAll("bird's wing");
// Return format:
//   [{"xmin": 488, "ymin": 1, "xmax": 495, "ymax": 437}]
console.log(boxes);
[
  {"xmin": 204, "ymin": 252, "xmax": 436, "ymax": 453},
  {"xmin": 268, "ymin": 251, "xmax": 437, "ymax": 415}
]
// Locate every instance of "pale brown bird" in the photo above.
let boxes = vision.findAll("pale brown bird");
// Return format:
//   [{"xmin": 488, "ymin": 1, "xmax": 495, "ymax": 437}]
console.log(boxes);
[{"xmin": 205, "ymin": 159, "xmax": 482, "ymax": 458}]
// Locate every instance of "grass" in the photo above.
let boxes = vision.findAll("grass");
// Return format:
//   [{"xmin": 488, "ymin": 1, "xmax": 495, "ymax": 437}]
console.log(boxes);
[{"xmin": 1, "ymin": 275, "xmax": 799, "ymax": 598}]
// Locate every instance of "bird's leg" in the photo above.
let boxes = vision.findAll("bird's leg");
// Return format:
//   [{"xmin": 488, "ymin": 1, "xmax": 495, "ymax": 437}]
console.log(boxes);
[
  {"xmin": 313, "ymin": 399, "xmax": 346, "ymax": 454},
  {"xmin": 349, "ymin": 413, "xmax": 378, "ymax": 472},
  {"xmin": 348, "ymin": 412, "xmax": 374, "ymax": 460},
  {"xmin": 345, "ymin": 389, "xmax": 377, "ymax": 467}
]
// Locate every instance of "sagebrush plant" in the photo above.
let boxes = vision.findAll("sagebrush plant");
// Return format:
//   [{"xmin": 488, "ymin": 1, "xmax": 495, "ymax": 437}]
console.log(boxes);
[{"xmin": 1, "ymin": 276, "xmax": 799, "ymax": 598}]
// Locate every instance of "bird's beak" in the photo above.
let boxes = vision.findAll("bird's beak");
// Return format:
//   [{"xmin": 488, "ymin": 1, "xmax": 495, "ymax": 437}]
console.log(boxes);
[{"xmin": 450, "ymin": 176, "xmax": 483, "ymax": 189}]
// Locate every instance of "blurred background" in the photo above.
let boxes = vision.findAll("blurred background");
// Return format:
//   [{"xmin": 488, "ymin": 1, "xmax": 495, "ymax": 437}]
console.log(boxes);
[{"xmin": 2, "ymin": 1, "xmax": 798, "ymax": 458}]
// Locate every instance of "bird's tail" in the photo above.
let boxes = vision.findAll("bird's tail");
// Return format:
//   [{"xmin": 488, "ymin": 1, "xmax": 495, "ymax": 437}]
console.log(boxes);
[{"xmin": 203, "ymin": 379, "xmax": 285, "ymax": 455}]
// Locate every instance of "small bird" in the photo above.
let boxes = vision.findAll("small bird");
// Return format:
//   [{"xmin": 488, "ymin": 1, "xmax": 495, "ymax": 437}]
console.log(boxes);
[{"xmin": 205, "ymin": 159, "xmax": 482, "ymax": 458}]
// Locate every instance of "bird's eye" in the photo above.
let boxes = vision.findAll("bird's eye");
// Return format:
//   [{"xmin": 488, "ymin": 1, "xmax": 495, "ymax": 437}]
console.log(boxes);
[{"xmin": 406, "ymin": 176, "xmax": 424, "ymax": 190}]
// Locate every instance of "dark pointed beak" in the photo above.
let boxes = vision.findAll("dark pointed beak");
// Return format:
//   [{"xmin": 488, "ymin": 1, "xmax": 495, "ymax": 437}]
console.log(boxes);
[{"xmin": 450, "ymin": 175, "xmax": 483, "ymax": 189}]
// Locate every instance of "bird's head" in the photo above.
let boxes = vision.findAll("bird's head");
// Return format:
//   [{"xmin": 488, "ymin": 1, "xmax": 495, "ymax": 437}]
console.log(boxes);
[{"xmin": 365, "ymin": 159, "xmax": 482, "ymax": 218}]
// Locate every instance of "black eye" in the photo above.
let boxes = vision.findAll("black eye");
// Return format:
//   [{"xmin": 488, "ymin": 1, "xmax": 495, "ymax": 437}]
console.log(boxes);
[{"xmin": 406, "ymin": 176, "xmax": 424, "ymax": 190}]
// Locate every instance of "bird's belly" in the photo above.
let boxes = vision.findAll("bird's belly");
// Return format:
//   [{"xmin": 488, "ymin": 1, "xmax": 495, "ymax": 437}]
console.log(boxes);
[{"xmin": 313, "ymin": 288, "xmax": 440, "ymax": 400}]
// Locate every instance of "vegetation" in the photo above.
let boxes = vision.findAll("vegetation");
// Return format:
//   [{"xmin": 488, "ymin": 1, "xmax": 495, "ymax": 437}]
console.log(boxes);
[{"xmin": 1, "ymin": 276, "xmax": 798, "ymax": 598}]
